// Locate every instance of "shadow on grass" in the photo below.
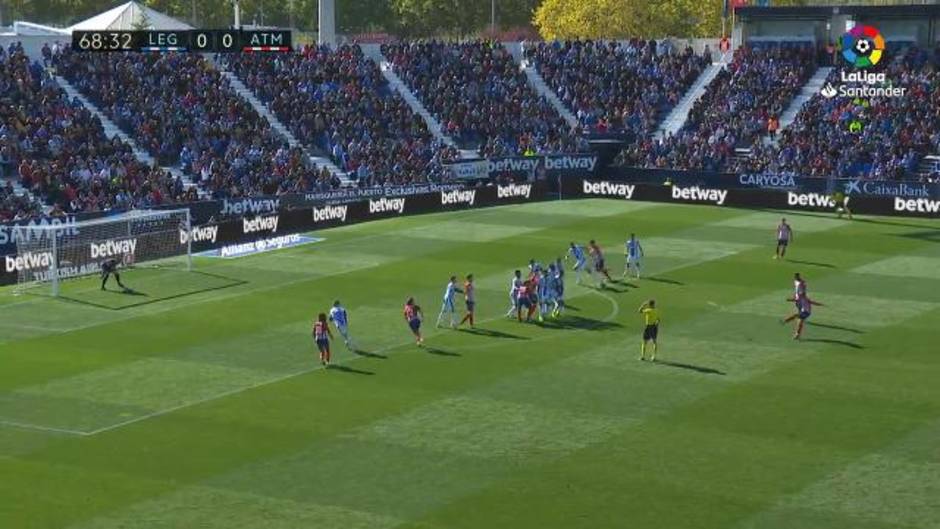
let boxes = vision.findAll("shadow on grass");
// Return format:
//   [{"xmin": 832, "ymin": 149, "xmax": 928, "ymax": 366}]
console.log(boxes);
[
  {"xmin": 654, "ymin": 359, "xmax": 726, "ymax": 376},
  {"xmin": 458, "ymin": 327, "xmax": 528, "ymax": 340},
  {"xmin": 803, "ymin": 338, "xmax": 864, "ymax": 349},
  {"xmin": 352, "ymin": 348, "xmax": 387, "ymax": 359},
  {"xmin": 646, "ymin": 276, "xmax": 685, "ymax": 286},
  {"xmin": 786, "ymin": 259, "xmax": 836, "ymax": 269},
  {"xmin": 329, "ymin": 364, "xmax": 374, "ymax": 375},
  {"xmin": 807, "ymin": 321, "xmax": 864, "ymax": 334},
  {"xmin": 424, "ymin": 346, "xmax": 461, "ymax": 357},
  {"xmin": 536, "ymin": 315, "xmax": 622, "ymax": 332}
]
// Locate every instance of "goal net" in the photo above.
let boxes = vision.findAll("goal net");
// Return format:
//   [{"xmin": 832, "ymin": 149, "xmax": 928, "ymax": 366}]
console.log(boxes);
[{"xmin": 13, "ymin": 209, "xmax": 192, "ymax": 297}]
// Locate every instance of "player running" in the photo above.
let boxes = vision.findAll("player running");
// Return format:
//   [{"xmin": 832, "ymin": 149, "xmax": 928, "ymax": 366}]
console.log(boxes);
[
  {"xmin": 403, "ymin": 298, "xmax": 424, "ymax": 345},
  {"xmin": 100, "ymin": 257, "xmax": 129, "ymax": 292},
  {"xmin": 566, "ymin": 242, "xmax": 590, "ymax": 284},
  {"xmin": 436, "ymin": 276, "xmax": 462, "ymax": 328},
  {"xmin": 459, "ymin": 274, "xmax": 476, "ymax": 328},
  {"xmin": 774, "ymin": 218, "xmax": 793, "ymax": 260},
  {"xmin": 623, "ymin": 233, "xmax": 644, "ymax": 279},
  {"xmin": 506, "ymin": 270, "xmax": 524, "ymax": 317},
  {"xmin": 313, "ymin": 312, "xmax": 334, "ymax": 366},
  {"xmin": 328, "ymin": 300, "xmax": 353, "ymax": 349},
  {"xmin": 638, "ymin": 299, "xmax": 661, "ymax": 361},
  {"xmin": 589, "ymin": 240, "xmax": 613, "ymax": 287},
  {"xmin": 783, "ymin": 294, "xmax": 823, "ymax": 340}
]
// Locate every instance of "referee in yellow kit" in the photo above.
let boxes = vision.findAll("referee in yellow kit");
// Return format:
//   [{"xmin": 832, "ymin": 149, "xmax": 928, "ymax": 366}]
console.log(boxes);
[{"xmin": 638, "ymin": 299, "xmax": 660, "ymax": 361}]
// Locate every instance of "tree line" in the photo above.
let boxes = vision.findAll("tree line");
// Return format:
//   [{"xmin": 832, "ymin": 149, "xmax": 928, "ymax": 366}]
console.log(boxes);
[{"xmin": 2, "ymin": 0, "xmax": 748, "ymax": 39}]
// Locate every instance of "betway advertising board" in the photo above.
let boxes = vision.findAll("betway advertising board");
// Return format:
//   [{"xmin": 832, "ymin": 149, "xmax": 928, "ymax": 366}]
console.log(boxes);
[
  {"xmin": 0, "ymin": 183, "xmax": 548, "ymax": 285},
  {"xmin": 568, "ymin": 178, "xmax": 940, "ymax": 218}
]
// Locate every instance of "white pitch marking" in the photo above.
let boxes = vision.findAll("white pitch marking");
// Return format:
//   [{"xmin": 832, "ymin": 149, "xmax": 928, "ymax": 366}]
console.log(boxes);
[{"xmin": 82, "ymin": 288, "xmax": 620, "ymax": 436}]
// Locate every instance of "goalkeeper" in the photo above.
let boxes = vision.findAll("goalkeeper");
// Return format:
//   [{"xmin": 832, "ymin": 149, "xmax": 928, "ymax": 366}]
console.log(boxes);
[{"xmin": 100, "ymin": 257, "xmax": 129, "ymax": 291}]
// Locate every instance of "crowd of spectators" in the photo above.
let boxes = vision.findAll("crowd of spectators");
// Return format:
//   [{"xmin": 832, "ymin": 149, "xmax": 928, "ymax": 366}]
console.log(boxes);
[
  {"xmin": 1, "ymin": 43, "xmax": 187, "ymax": 217},
  {"xmin": 55, "ymin": 49, "xmax": 336, "ymax": 198},
  {"xmin": 739, "ymin": 46, "xmax": 940, "ymax": 180},
  {"xmin": 526, "ymin": 39, "xmax": 710, "ymax": 137},
  {"xmin": 618, "ymin": 44, "xmax": 816, "ymax": 172},
  {"xmin": 382, "ymin": 40, "xmax": 589, "ymax": 157},
  {"xmin": 223, "ymin": 44, "xmax": 457, "ymax": 187}
]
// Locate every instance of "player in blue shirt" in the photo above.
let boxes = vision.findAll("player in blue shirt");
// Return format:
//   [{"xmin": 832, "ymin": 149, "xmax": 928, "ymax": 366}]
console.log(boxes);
[
  {"xmin": 566, "ymin": 242, "xmax": 591, "ymax": 284},
  {"xmin": 436, "ymin": 275, "xmax": 463, "ymax": 328},
  {"xmin": 328, "ymin": 300, "xmax": 353, "ymax": 349},
  {"xmin": 624, "ymin": 233, "xmax": 644, "ymax": 279},
  {"xmin": 538, "ymin": 269, "xmax": 554, "ymax": 322},
  {"xmin": 552, "ymin": 259, "xmax": 565, "ymax": 318}
]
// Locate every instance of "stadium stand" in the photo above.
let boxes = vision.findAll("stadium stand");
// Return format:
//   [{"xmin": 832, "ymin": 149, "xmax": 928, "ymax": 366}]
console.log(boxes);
[
  {"xmin": 739, "ymin": 46, "xmax": 940, "ymax": 180},
  {"xmin": 381, "ymin": 40, "xmax": 590, "ymax": 157},
  {"xmin": 54, "ymin": 49, "xmax": 335, "ymax": 198},
  {"xmin": 221, "ymin": 44, "xmax": 458, "ymax": 187},
  {"xmin": 525, "ymin": 39, "xmax": 711, "ymax": 136},
  {"xmin": 1, "ymin": 45, "xmax": 187, "ymax": 215},
  {"xmin": 617, "ymin": 44, "xmax": 816, "ymax": 172}
]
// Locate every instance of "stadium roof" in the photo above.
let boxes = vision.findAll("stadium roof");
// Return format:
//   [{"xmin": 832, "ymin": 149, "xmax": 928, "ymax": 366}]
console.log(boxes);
[{"xmin": 68, "ymin": 1, "xmax": 192, "ymax": 31}]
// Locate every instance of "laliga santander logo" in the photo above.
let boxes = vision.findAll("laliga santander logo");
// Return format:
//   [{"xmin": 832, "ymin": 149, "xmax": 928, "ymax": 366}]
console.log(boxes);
[{"xmin": 841, "ymin": 25, "xmax": 884, "ymax": 69}]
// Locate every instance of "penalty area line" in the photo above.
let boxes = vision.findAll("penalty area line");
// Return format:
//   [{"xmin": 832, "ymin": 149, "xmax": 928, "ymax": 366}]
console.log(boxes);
[
  {"xmin": 0, "ymin": 419, "xmax": 92, "ymax": 437},
  {"xmin": 82, "ymin": 286, "xmax": 622, "ymax": 437}
]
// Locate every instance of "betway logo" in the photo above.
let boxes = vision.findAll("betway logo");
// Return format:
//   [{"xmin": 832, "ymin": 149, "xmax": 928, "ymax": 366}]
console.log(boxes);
[
  {"xmin": 369, "ymin": 197, "xmax": 406, "ymax": 214},
  {"xmin": 545, "ymin": 155, "xmax": 597, "ymax": 172},
  {"xmin": 895, "ymin": 197, "xmax": 940, "ymax": 214},
  {"xmin": 671, "ymin": 186, "xmax": 727, "ymax": 205},
  {"xmin": 497, "ymin": 183, "xmax": 532, "ymax": 199},
  {"xmin": 441, "ymin": 189, "xmax": 476, "ymax": 206},
  {"xmin": 5, "ymin": 251, "xmax": 53, "ymax": 273},
  {"xmin": 90, "ymin": 238, "xmax": 137, "ymax": 259},
  {"xmin": 243, "ymin": 215, "xmax": 279, "ymax": 234},
  {"xmin": 488, "ymin": 158, "xmax": 539, "ymax": 173},
  {"xmin": 582, "ymin": 181, "xmax": 635, "ymax": 199},
  {"xmin": 739, "ymin": 174, "xmax": 796, "ymax": 189},
  {"xmin": 788, "ymin": 192, "xmax": 835, "ymax": 208},
  {"xmin": 312, "ymin": 205, "xmax": 348, "ymax": 223},
  {"xmin": 180, "ymin": 225, "xmax": 219, "ymax": 244},
  {"xmin": 220, "ymin": 197, "xmax": 280, "ymax": 217}
]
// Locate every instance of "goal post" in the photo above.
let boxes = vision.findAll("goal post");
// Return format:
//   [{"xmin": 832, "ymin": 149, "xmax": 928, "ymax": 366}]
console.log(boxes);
[{"xmin": 13, "ymin": 209, "xmax": 193, "ymax": 297}]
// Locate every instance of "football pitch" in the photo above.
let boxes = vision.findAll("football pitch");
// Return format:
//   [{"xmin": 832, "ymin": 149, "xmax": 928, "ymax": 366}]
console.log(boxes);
[{"xmin": 1, "ymin": 199, "xmax": 939, "ymax": 529}]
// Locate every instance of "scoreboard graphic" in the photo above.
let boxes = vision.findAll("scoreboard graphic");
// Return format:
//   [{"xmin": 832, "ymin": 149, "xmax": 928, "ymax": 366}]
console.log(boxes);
[{"xmin": 71, "ymin": 30, "xmax": 292, "ymax": 53}]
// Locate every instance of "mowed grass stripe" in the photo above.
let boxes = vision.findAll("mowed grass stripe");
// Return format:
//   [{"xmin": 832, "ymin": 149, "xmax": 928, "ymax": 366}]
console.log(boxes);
[{"xmin": 2, "ymin": 202, "xmax": 937, "ymax": 529}]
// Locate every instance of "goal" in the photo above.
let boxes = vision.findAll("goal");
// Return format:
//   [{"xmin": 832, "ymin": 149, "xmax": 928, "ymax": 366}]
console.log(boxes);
[{"xmin": 13, "ymin": 209, "xmax": 192, "ymax": 297}]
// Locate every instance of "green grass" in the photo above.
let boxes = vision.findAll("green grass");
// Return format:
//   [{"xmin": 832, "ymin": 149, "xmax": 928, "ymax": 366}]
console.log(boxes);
[{"xmin": 1, "ymin": 199, "xmax": 938, "ymax": 529}]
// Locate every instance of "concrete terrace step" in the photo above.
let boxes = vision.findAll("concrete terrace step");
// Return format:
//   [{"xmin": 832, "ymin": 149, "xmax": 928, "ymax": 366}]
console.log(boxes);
[
  {"xmin": 777, "ymin": 66, "xmax": 833, "ymax": 134},
  {"xmin": 217, "ymin": 70, "xmax": 352, "ymax": 186},
  {"xmin": 656, "ymin": 63, "xmax": 724, "ymax": 140},
  {"xmin": 360, "ymin": 44, "xmax": 461, "ymax": 154}
]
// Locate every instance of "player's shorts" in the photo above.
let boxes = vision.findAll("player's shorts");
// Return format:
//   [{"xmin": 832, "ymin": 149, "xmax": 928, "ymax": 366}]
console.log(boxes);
[
  {"xmin": 409, "ymin": 318, "xmax": 421, "ymax": 332},
  {"xmin": 442, "ymin": 299, "xmax": 455, "ymax": 312},
  {"xmin": 777, "ymin": 239, "xmax": 789, "ymax": 247},
  {"xmin": 594, "ymin": 259, "xmax": 605, "ymax": 272},
  {"xmin": 643, "ymin": 324, "xmax": 659, "ymax": 341},
  {"xmin": 555, "ymin": 286, "xmax": 564, "ymax": 299},
  {"xmin": 315, "ymin": 338, "xmax": 330, "ymax": 351},
  {"xmin": 574, "ymin": 259, "xmax": 586, "ymax": 270},
  {"xmin": 518, "ymin": 297, "xmax": 532, "ymax": 309},
  {"xmin": 466, "ymin": 300, "xmax": 475, "ymax": 312},
  {"xmin": 798, "ymin": 310, "xmax": 811, "ymax": 320},
  {"xmin": 335, "ymin": 324, "xmax": 348, "ymax": 336}
]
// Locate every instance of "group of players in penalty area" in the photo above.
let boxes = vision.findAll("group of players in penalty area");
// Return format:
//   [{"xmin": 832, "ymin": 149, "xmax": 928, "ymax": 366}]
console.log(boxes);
[
  {"xmin": 307, "ymin": 234, "xmax": 664, "ymax": 366},
  {"xmin": 302, "ymin": 217, "xmax": 826, "ymax": 367}
]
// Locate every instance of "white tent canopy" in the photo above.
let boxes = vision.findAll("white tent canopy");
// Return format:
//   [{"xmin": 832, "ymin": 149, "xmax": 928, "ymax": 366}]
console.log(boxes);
[{"xmin": 68, "ymin": 1, "xmax": 192, "ymax": 31}]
